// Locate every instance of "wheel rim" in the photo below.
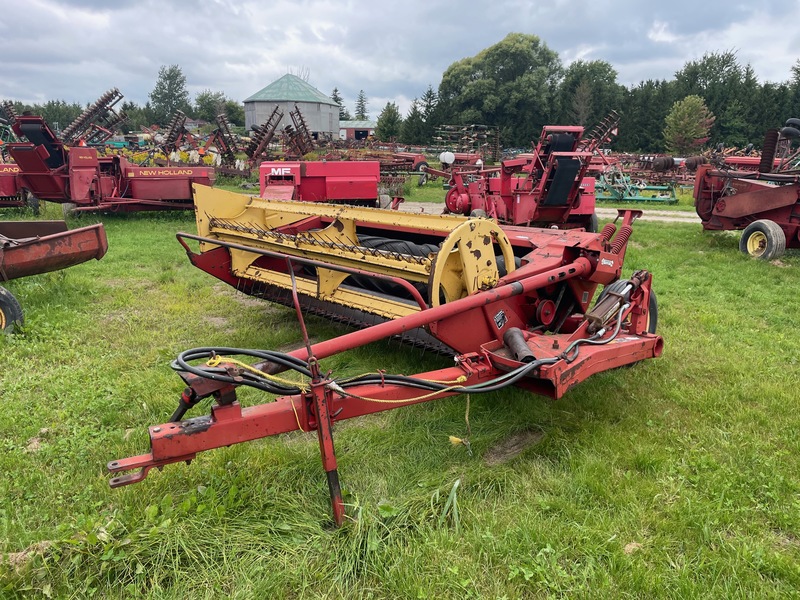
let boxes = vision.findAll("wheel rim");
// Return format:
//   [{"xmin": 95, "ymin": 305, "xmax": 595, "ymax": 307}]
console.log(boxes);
[
  {"xmin": 746, "ymin": 231, "xmax": 767, "ymax": 256},
  {"xmin": 0, "ymin": 307, "xmax": 6, "ymax": 330},
  {"xmin": 428, "ymin": 219, "xmax": 515, "ymax": 307}
]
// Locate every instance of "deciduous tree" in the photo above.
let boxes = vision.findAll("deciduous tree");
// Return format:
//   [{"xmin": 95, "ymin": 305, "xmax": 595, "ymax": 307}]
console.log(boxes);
[
  {"xmin": 149, "ymin": 64, "xmax": 191, "ymax": 126},
  {"xmin": 194, "ymin": 89, "xmax": 227, "ymax": 122},
  {"xmin": 437, "ymin": 33, "xmax": 562, "ymax": 146},
  {"xmin": 223, "ymin": 100, "xmax": 245, "ymax": 127}
]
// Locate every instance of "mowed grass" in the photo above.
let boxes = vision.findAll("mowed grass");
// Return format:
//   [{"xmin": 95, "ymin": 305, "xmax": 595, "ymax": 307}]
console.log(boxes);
[{"xmin": 1, "ymin": 196, "xmax": 800, "ymax": 598}]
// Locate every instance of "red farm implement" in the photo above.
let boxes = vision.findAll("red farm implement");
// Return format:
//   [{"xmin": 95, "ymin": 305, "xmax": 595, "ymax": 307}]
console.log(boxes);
[
  {"xmin": 0, "ymin": 220, "xmax": 107, "ymax": 331},
  {"xmin": 425, "ymin": 125, "xmax": 598, "ymax": 230},
  {"xmin": 108, "ymin": 184, "xmax": 662, "ymax": 524},
  {"xmin": 5, "ymin": 115, "xmax": 214, "ymax": 212},
  {"xmin": 0, "ymin": 163, "xmax": 27, "ymax": 209},
  {"xmin": 693, "ymin": 121, "xmax": 800, "ymax": 259},
  {"xmin": 259, "ymin": 160, "xmax": 389, "ymax": 206}
]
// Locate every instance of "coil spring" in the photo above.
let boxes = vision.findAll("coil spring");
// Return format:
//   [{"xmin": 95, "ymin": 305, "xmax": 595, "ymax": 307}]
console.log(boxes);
[
  {"xmin": 600, "ymin": 223, "xmax": 617, "ymax": 242},
  {"xmin": 611, "ymin": 225, "xmax": 632, "ymax": 254}
]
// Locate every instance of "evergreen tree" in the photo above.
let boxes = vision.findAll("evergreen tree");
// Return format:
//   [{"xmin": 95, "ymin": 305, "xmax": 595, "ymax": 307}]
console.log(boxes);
[
  {"xmin": 558, "ymin": 60, "xmax": 623, "ymax": 127},
  {"xmin": 718, "ymin": 99, "xmax": 749, "ymax": 147},
  {"xmin": 570, "ymin": 80, "xmax": 592, "ymax": 125},
  {"xmin": 420, "ymin": 85, "xmax": 438, "ymax": 140},
  {"xmin": 664, "ymin": 95, "xmax": 715, "ymax": 155},
  {"xmin": 119, "ymin": 100, "xmax": 155, "ymax": 132},
  {"xmin": 673, "ymin": 51, "xmax": 746, "ymax": 140},
  {"xmin": 331, "ymin": 87, "xmax": 351, "ymax": 120},
  {"xmin": 400, "ymin": 100, "xmax": 426, "ymax": 144},
  {"xmin": 375, "ymin": 102, "xmax": 402, "ymax": 141},
  {"xmin": 355, "ymin": 90, "xmax": 369, "ymax": 120},
  {"xmin": 617, "ymin": 79, "xmax": 677, "ymax": 152}
]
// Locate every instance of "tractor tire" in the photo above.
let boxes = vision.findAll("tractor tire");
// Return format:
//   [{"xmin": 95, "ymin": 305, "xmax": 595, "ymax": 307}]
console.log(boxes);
[
  {"xmin": 0, "ymin": 286, "xmax": 23, "ymax": 333},
  {"xmin": 415, "ymin": 161, "xmax": 429, "ymax": 172},
  {"xmin": 739, "ymin": 219, "xmax": 786, "ymax": 260},
  {"xmin": 779, "ymin": 126, "xmax": 800, "ymax": 139}
]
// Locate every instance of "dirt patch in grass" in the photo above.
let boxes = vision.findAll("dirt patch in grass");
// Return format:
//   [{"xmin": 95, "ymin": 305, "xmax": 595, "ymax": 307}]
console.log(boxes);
[
  {"xmin": 3, "ymin": 541, "xmax": 52, "ymax": 571},
  {"xmin": 207, "ymin": 316, "xmax": 230, "ymax": 329},
  {"xmin": 24, "ymin": 428, "xmax": 50, "ymax": 453},
  {"xmin": 623, "ymin": 542, "xmax": 643, "ymax": 554},
  {"xmin": 484, "ymin": 429, "xmax": 544, "ymax": 466}
]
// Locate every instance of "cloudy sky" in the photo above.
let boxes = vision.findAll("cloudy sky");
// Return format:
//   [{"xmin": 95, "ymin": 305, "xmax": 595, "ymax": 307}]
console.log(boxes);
[{"xmin": 1, "ymin": 0, "xmax": 798, "ymax": 116}]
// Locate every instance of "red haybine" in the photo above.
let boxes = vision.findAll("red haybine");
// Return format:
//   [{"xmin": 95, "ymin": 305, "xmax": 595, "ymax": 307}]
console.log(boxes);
[{"xmin": 108, "ymin": 193, "xmax": 661, "ymax": 525}]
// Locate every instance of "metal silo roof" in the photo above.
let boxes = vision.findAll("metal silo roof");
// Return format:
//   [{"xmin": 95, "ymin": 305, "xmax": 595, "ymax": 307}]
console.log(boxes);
[{"xmin": 244, "ymin": 74, "xmax": 338, "ymax": 105}]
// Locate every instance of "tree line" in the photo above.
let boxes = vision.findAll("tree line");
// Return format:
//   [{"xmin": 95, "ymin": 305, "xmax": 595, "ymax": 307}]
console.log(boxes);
[
  {"xmin": 368, "ymin": 33, "xmax": 800, "ymax": 153},
  {"xmin": 4, "ymin": 65, "xmax": 245, "ymax": 134},
  {"xmin": 6, "ymin": 34, "xmax": 800, "ymax": 153}
]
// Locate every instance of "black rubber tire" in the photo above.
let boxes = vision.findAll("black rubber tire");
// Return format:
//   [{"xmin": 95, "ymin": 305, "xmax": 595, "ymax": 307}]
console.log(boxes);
[
  {"xmin": 0, "ymin": 286, "xmax": 24, "ymax": 333},
  {"xmin": 415, "ymin": 161, "xmax": 429, "ymax": 172},
  {"xmin": 779, "ymin": 126, "xmax": 800, "ymax": 139},
  {"xmin": 785, "ymin": 118, "xmax": 800, "ymax": 129},
  {"xmin": 739, "ymin": 219, "xmax": 786, "ymax": 260}
]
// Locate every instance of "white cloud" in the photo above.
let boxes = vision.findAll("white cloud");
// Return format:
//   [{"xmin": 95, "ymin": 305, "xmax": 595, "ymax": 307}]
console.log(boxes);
[
  {"xmin": 1, "ymin": 0, "xmax": 799, "ymax": 109},
  {"xmin": 647, "ymin": 21, "xmax": 679, "ymax": 44}
]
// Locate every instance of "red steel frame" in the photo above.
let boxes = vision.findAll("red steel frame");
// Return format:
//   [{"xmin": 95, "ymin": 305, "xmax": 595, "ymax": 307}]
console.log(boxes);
[
  {"xmin": 5, "ymin": 115, "xmax": 215, "ymax": 212},
  {"xmin": 0, "ymin": 221, "xmax": 107, "ymax": 281},
  {"xmin": 425, "ymin": 126, "xmax": 596, "ymax": 228},
  {"xmin": 108, "ymin": 210, "xmax": 662, "ymax": 525},
  {"xmin": 693, "ymin": 164, "xmax": 800, "ymax": 248},
  {"xmin": 259, "ymin": 160, "xmax": 381, "ymax": 204},
  {"xmin": 0, "ymin": 163, "xmax": 24, "ymax": 208}
]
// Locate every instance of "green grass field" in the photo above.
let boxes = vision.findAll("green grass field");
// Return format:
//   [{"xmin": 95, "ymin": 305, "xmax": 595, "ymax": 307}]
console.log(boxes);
[{"xmin": 1, "ymin": 192, "xmax": 800, "ymax": 598}]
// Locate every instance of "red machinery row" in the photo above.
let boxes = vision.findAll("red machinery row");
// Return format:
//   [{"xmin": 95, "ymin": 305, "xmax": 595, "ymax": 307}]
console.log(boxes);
[{"xmin": 0, "ymin": 114, "xmax": 214, "ymax": 212}]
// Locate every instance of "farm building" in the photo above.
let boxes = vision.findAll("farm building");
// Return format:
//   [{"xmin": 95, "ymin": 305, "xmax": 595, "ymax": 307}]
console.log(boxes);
[
  {"xmin": 243, "ymin": 74, "xmax": 339, "ymax": 139},
  {"xmin": 339, "ymin": 119, "xmax": 377, "ymax": 141}
]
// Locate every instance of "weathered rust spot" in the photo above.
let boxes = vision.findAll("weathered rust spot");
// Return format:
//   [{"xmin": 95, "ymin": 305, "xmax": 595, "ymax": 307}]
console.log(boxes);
[
  {"xmin": 177, "ymin": 415, "xmax": 213, "ymax": 436},
  {"xmin": 483, "ymin": 234, "xmax": 491, "ymax": 246}
]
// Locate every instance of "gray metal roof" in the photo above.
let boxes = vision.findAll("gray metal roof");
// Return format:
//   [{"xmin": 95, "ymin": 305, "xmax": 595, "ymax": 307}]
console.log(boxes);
[
  {"xmin": 339, "ymin": 120, "xmax": 376, "ymax": 128},
  {"xmin": 244, "ymin": 74, "xmax": 337, "ymax": 105}
]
